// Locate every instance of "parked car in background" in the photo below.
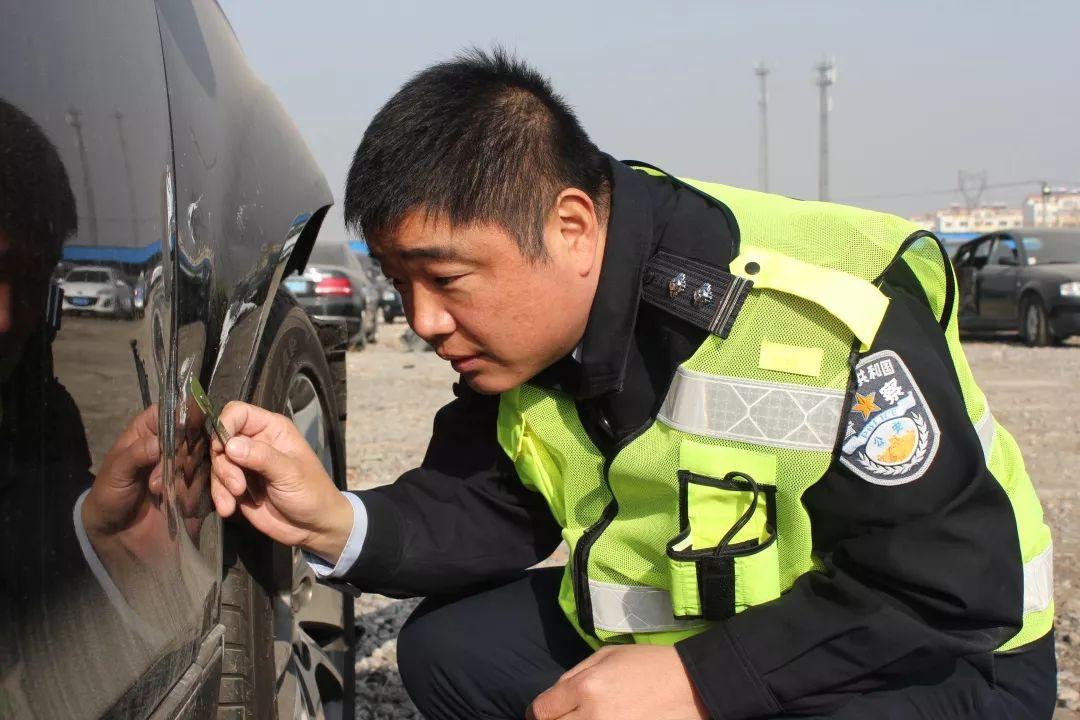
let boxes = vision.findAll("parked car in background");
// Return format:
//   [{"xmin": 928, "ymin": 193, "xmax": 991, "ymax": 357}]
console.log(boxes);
[
  {"xmin": 356, "ymin": 253, "xmax": 403, "ymax": 322},
  {"xmin": 1, "ymin": 1, "xmax": 356, "ymax": 718},
  {"xmin": 954, "ymin": 229, "xmax": 1080, "ymax": 346},
  {"xmin": 60, "ymin": 265, "xmax": 135, "ymax": 319},
  {"xmin": 286, "ymin": 241, "xmax": 380, "ymax": 349}
]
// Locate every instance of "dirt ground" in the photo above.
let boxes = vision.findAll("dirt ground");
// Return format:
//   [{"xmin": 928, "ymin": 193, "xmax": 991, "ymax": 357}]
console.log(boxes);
[{"xmin": 347, "ymin": 322, "xmax": 1080, "ymax": 719}]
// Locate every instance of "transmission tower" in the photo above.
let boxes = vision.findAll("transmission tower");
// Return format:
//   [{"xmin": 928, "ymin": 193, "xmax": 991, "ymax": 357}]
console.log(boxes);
[
  {"xmin": 755, "ymin": 62, "xmax": 770, "ymax": 192},
  {"xmin": 815, "ymin": 58, "xmax": 836, "ymax": 201},
  {"xmin": 958, "ymin": 170, "xmax": 988, "ymax": 210}
]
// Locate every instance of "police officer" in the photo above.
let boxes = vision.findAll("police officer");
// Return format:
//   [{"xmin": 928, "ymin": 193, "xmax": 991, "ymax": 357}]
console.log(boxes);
[{"xmin": 209, "ymin": 50, "xmax": 1057, "ymax": 719}]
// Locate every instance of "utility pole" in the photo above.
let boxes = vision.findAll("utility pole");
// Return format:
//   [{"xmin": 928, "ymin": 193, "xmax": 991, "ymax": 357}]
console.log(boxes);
[
  {"xmin": 815, "ymin": 58, "xmax": 836, "ymax": 202},
  {"xmin": 1041, "ymin": 182, "xmax": 1053, "ymax": 227},
  {"xmin": 755, "ymin": 62, "xmax": 770, "ymax": 192},
  {"xmin": 66, "ymin": 106, "xmax": 99, "ymax": 247}
]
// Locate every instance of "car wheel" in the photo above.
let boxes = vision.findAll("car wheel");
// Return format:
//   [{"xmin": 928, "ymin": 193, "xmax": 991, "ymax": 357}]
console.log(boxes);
[
  {"xmin": 218, "ymin": 291, "xmax": 356, "ymax": 720},
  {"xmin": 1021, "ymin": 296, "xmax": 1052, "ymax": 347},
  {"xmin": 382, "ymin": 308, "xmax": 393, "ymax": 324}
]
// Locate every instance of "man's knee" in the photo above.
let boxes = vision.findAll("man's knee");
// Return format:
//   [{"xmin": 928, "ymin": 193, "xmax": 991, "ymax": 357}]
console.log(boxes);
[{"xmin": 397, "ymin": 596, "xmax": 505, "ymax": 720}]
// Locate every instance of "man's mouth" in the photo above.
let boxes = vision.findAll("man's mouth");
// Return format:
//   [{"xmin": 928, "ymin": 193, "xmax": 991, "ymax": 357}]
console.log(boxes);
[{"xmin": 440, "ymin": 352, "xmax": 484, "ymax": 373}]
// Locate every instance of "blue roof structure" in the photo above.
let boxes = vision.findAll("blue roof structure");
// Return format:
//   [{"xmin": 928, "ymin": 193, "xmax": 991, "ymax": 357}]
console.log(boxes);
[{"xmin": 63, "ymin": 240, "xmax": 162, "ymax": 264}]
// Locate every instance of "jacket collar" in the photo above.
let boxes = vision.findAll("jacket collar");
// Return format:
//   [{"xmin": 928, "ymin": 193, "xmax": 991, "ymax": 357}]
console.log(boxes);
[{"xmin": 573, "ymin": 159, "xmax": 657, "ymax": 398}]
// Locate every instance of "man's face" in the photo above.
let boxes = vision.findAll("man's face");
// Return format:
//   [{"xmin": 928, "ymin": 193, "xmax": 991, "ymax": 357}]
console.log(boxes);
[
  {"xmin": 0, "ymin": 230, "xmax": 54, "ymax": 366},
  {"xmin": 374, "ymin": 198, "xmax": 603, "ymax": 394}
]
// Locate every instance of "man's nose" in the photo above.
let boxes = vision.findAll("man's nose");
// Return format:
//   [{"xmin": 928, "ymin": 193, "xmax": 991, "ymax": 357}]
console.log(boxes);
[{"xmin": 407, "ymin": 286, "xmax": 455, "ymax": 341}]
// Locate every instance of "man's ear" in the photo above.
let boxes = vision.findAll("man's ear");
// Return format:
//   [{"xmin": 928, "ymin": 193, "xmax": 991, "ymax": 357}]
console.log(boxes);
[{"xmin": 551, "ymin": 187, "xmax": 600, "ymax": 277}]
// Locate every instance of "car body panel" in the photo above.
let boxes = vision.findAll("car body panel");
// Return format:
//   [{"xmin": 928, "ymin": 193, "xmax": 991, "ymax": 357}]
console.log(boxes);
[
  {"xmin": 0, "ymin": 0, "xmax": 200, "ymax": 716},
  {"xmin": 1, "ymin": 1, "xmax": 334, "ymax": 717}
]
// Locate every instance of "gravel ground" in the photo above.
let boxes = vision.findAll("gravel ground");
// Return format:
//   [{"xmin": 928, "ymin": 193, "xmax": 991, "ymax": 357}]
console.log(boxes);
[{"xmin": 345, "ymin": 322, "xmax": 1080, "ymax": 718}]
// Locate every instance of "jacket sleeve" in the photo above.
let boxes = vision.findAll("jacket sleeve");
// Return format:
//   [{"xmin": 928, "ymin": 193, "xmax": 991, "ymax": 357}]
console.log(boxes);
[
  {"xmin": 336, "ymin": 381, "xmax": 563, "ymax": 598},
  {"xmin": 675, "ymin": 267, "xmax": 1025, "ymax": 719}
]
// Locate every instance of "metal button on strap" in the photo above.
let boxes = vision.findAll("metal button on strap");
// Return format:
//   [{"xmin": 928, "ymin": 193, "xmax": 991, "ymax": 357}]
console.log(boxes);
[
  {"xmin": 693, "ymin": 282, "xmax": 714, "ymax": 307},
  {"xmin": 668, "ymin": 272, "xmax": 687, "ymax": 298}
]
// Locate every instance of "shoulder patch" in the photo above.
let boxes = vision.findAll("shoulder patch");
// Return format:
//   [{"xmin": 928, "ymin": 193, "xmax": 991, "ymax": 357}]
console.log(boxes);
[
  {"xmin": 839, "ymin": 350, "xmax": 940, "ymax": 486},
  {"xmin": 641, "ymin": 251, "xmax": 752, "ymax": 338}
]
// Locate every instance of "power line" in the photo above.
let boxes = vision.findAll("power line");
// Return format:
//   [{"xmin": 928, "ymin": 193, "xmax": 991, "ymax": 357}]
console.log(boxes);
[{"xmin": 838, "ymin": 179, "xmax": 1077, "ymax": 203}]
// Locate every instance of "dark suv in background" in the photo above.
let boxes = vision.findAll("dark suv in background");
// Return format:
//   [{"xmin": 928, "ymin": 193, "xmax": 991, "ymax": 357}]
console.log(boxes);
[{"xmin": 1, "ymin": 2, "xmax": 357, "ymax": 718}]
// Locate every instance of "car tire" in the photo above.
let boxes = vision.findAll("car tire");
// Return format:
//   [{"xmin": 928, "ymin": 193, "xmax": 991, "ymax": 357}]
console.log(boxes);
[
  {"xmin": 382, "ymin": 308, "xmax": 394, "ymax": 324},
  {"xmin": 217, "ymin": 290, "xmax": 356, "ymax": 720},
  {"xmin": 1021, "ymin": 296, "xmax": 1052, "ymax": 347}
]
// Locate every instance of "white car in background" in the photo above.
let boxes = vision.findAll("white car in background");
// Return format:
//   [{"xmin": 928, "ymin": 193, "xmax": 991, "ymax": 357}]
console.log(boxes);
[{"xmin": 61, "ymin": 265, "xmax": 135, "ymax": 319}]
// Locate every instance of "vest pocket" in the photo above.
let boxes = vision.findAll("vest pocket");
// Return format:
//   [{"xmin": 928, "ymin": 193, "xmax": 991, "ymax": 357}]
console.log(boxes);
[{"xmin": 667, "ymin": 443, "xmax": 781, "ymax": 620}]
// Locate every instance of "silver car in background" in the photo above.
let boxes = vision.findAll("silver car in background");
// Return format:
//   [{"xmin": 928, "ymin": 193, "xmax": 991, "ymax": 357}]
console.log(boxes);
[{"xmin": 60, "ymin": 265, "xmax": 135, "ymax": 319}]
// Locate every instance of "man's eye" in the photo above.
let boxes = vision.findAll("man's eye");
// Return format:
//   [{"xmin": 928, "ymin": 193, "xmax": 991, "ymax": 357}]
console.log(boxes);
[{"xmin": 434, "ymin": 275, "xmax": 464, "ymax": 287}]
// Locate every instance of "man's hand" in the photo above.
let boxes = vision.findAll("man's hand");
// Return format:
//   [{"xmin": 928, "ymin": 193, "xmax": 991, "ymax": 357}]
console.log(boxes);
[
  {"xmin": 527, "ymin": 645, "xmax": 708, "ymax": 720},
  {"xmin": 209, "ymin": 401, "xmax": 353, "ymax": 564},
  {"xmin": 83, "ymin": 404, "xmax": 164, "ymax": 540}
]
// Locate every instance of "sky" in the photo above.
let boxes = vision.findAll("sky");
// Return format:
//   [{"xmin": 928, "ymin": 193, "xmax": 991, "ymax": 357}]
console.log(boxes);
[{"xmin": 222, "ymin": 0, "xmax": 1080, "ymax": 245}]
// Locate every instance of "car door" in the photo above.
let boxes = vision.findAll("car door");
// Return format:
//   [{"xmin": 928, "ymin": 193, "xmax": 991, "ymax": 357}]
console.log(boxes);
[
  {"xmin": 0, "ymin": 1, "xmax": 208, "ymax": 717},
  {"xmin": 954, "ymin": 236, "xmax": 994, "ymax": 327},
  {"xmin": 980, "ymin": 234, "xmax": 1021, "ymax": 326}
]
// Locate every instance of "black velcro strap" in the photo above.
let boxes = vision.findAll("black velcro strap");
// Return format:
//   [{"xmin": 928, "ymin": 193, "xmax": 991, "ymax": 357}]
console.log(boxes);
[
  {"xmin": 641, "ymin": 251, "xmax": 752, "ymax": 338},
  {"xmin": 696, "ymin": 555, "xmax": 737, "ymax": 620}
]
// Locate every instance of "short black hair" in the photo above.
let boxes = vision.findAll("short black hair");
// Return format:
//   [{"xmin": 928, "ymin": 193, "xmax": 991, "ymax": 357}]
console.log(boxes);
[
  {"xmin": 0, "ymin": 98, "xmax": 77, "ymax": 265},
  {"xmin": 344, "ymin": 48, "xmax": 610, "ymax": 259}
]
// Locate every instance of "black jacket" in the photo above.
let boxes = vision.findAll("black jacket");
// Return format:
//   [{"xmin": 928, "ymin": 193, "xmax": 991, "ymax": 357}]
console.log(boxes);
[{"xmin": 341, "ymin": 160, "xmax": 1023, "ymax": 719}]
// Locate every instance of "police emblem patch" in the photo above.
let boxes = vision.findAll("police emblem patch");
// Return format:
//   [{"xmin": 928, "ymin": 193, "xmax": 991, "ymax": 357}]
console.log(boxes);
[{"xmin": 840, "ymin": 350, "xmax": 940, "ymax": 486}]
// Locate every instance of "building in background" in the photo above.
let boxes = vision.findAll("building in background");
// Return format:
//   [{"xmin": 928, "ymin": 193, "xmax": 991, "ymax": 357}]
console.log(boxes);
[
  {"xmin": 909, "ymin": 203, "xmax": 1023, "ymax": 234},
  {"xmin": 1024, "ymin": 189, "xmax": 1080, "ymax": 228}
]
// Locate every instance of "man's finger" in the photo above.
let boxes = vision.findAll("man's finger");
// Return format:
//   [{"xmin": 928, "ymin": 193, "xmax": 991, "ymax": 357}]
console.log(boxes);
[
  {"xmin": 100, "ymin": 434, "xmax": 161, "ymax": 486},
  {"xmin": 108, "ymin": 404, "xmax": 160, "ymax": 454},
  {"xmin": 210, "ymin": 472, "xmax": 237, "ymax": 517},
  {"xmin": 556, "ymin": 650, "xmax": 604, "ymax": 684},
  {"xmin": 211, "ymin": 453, "xmax": 248, "ymax": 497},
  {"xmin": 219, "ymin": 401, "xmax": 284, "ymax": 443},
  {"xmin": 224, "ymin": 435, "xmax": 291, "ymax": 482},
  {"xmin": 527, "ymin": 681, "xmax": 579, "ymax": 720}
]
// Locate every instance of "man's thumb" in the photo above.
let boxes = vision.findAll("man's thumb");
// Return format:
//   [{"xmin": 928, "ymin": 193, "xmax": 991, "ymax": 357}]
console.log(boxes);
[{"xmin": 225, "ymin": 436, "xmax": 287, "ymax": 478}]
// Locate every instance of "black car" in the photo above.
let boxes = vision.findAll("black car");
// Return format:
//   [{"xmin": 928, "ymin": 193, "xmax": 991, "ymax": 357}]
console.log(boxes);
[
  {"xmin": 1, "ymin": 2, "xmax": 356, "ymax": 718},
  {"xmin": 286, "ymin": 242, "xmax": 380, "ymax": 349},
  {"xmin": 954, "ymin": 229, "xmax": 1080, "ymax": 346}
]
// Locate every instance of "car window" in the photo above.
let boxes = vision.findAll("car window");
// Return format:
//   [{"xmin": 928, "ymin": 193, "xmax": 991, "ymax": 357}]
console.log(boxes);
[
  {"xmin": 1020, "ymin": 233, "xmax": 1080, "ymax": 265},
  {"xmin": 988, "ymin": 237, "xmax": 1017, "ymax": 265},
  {"xmin": 66, "ymin": 270, "xmax": 87, "ymax": 283}
]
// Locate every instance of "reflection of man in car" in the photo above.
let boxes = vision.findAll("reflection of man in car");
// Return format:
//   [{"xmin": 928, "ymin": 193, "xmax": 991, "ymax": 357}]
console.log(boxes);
[{"xmin": 0, "ymin": 99, "xmax": 189, "ymax": 714}]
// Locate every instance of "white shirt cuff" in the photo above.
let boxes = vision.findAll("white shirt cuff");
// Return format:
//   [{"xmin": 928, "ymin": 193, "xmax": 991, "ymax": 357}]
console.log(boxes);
[
  {"xmin": 303, "ymin": 491, "xmax": 367, "ymax": 580},
  {"xmin": 72, "ymin": 490, "xmax": 161, "ymax": 642}
]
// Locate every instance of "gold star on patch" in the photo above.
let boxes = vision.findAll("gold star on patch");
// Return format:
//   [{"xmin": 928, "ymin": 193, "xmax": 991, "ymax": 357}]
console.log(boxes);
[{"xmin": 851, "ymin": 391, "xmax": 881, "ymax": 420}]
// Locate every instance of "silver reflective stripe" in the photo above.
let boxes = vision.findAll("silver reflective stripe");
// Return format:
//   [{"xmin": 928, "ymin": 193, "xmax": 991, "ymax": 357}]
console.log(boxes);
[
  {"xmin": 1023, "ymin": 544, "xmax": 1054, "ymax": 615},
  {"xmin": 658, "ymin": 367, "xmax": 845, "ymax": 452},
  {"xmin": 974, "ymin": 406, "xmax": 996, "ymax": 461},
  {"xmin": 589, "ymin": 580, "xmax": 704, "ymax": 634}
]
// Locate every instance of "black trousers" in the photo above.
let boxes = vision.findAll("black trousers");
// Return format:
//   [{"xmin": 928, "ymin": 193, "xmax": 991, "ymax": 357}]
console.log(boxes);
[{"xmin": 396, "ymin": 568, "xmax": 1057, "ymax": 720}]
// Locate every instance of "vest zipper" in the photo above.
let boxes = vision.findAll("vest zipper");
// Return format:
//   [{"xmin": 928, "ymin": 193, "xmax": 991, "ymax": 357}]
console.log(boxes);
[{"xmin": 572, "ymin": 418, "xmax": 655, "ymax": 638}]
